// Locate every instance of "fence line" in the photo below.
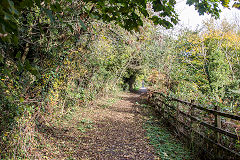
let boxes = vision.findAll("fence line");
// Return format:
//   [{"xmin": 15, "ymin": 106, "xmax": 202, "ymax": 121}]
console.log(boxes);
[{"xmin": 148, "ymin": 91, "xmax": 240, "ymax": 158}]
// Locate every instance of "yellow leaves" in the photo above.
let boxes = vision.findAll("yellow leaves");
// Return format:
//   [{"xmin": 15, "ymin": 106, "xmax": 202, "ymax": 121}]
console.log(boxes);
[
  {"xmin": 4, "ymin": 132, "xmax": 9, "ymax": 137},
  {"xmin": 78, "ymin": 47, "xmax": 84, "ymax": 52},
  {"xmin": 187, "ymin": 34, "xmax": 201, "ymax": 44},
  {"xmin": 184, "ymin": 25, "xmax": 240, "ymax": 57},
  {"xmin": 201, "ymin": 28, "xmax": 239, "ymax": 49},
  {"xmin": 102, "ymin": 35, "xmax": 106, "ymax": 40},
  {"xmin": 19, "ymin": 97, "xmax": 24, "ymax": 103},
  {"xmin": 42, "ymin": 156, "xmax": 50, "ymax": 160},
  {"xmin": 48, "ymin": 89, "xmax": 59, "ymax": 107}
]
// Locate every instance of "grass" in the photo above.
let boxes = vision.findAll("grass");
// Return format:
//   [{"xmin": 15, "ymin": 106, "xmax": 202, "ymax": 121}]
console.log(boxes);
[{"xmin": 143, "ymin": 117, "xmax": 194, "ymax": 160}]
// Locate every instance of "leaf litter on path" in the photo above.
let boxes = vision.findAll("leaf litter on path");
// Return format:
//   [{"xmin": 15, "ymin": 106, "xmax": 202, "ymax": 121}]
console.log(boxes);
[{"xmin": 35, "ymin": 92, "xmax": 193, "ymax": 159}]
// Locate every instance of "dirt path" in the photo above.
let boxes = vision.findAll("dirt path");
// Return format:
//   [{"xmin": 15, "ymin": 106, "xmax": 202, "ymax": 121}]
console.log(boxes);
[{"xmin": 37, "ymin": 93, "xmax": 156, "ymax": 159}]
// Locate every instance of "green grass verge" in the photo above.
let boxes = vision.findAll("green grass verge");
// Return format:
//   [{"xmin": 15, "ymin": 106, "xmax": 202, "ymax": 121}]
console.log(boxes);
[{"xmin": 144, "ymin": 119, "xmax": 194, "ymax": 160}]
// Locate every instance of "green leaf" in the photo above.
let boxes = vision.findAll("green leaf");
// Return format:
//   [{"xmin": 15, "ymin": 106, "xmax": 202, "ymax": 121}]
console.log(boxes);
[
  {"xmin": 79, "ymin": 19, "xmax": 87, "ymax": 31},
  {"xmin": 66, "ymin": 23, "xmax": 74, "ymax": 33},
  {"xmin": 15, "ymin": 51, "xmax": 21, "ymax": 59},
  {"xmin": 30, "ymin": 68, "xmax": 40, "ymax": 78},
  {"xmin": 45, "ymin": 0, "xmax": 51, "ymax": 3},
  {"xmin": 4, "ymin": 13, "xmax": 12, "ymax": 20},
  {"xmin": 51, "ymin": 2, "xmax": 62, "ymax": 12},
  {"xmin": 44, "ymin": 8, "xmax": 55, "ymax": 23},
  {"xmin": 1, "ymin": 23, "xmax": 6, "ymax": 33},
  {"xmin": 12, "ymin": 34, "xmax": 18, "ymax": 45},
  {"xmin": 8, "ymin": 0, "xmax": 19, "ymax": 15},
  {"xmin": 0, "ymin": 80, "xmax": 7, "ymax": 88},
  {"xmin": 0, "ymin": 54, "xmax": 3, "ymax": 63},
  {"xmin": 24, "ymin": 60, "xmax": 40, "ymax": 78},
  {"xmin": 232, "ymin": 2, "xmax": 240, "ymax": 9},
  {"xmin": 7, "ymin": 0, "xmax": 14, "ymax": 8},
  {"xmin": 35, "ymin": 0, "xmax": 41, "ymax": 6}
]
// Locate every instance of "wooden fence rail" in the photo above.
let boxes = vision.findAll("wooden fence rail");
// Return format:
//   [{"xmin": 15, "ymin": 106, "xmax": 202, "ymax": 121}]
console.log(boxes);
[{"xmin": 148, "ymin": 91, "xmax": 240, "ymax": 159}]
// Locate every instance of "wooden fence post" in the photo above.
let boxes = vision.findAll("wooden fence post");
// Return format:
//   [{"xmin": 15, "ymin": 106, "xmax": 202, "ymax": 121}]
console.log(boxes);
[
  {"xmin": 215, "ymin": 105, "xmax": 221, "ymax": 143},
  {"xmin": 190, "ymin": 100, "xmax": 195, "ymax": 147},
  {"xmin": 163, "ymin": 95, "xmax": 166, "ymax": 118},
  {"xmin": 214, "ymin": 105, "xmax": 221, "ymax": 158},
  {"xmin": 190, "ymin": 100, "xmax": 195, "ymax": 119},
  {"xmin": 176, "ymin": 101, "xmax": 182, "ymax": 136},
  {"xmin": 176, "ymin": 102, "xmax": 179, "ymax": 127}
]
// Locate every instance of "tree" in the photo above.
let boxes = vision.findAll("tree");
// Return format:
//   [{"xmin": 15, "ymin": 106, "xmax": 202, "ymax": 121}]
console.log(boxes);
[
  {"xmin": 1, "ymin": 0, "xmax": 238, "ymax": 44},
  {"xmin": 187, "ymin": 0, "xmax": 240, "ymax": 18}
]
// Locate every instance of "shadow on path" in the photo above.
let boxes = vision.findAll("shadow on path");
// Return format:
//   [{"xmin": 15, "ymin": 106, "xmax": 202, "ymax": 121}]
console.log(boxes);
[{"xmin": 35, "ymin": 93, "xmax": 155, "ymax": 160}]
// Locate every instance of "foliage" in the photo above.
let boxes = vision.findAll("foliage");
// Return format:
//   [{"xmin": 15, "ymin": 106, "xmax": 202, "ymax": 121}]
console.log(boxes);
[
  {"xmin": 173, "ymin": 19, "xmax": 240, "ymax": 110},
  {"xmin": 187, "ymin": 0, "xmax": 240, "ymax": 18},
  {"xmin": 0, "ymin": 0, "xmax": 240, "ymax": 158},
  {"xmin": 1, "ymin": 0, "xmax": 235, "ymax": 43},
  {"xmin": 0, "ymin": 2, "xmax": 147, "ymax": 157},
  {"xmin": 144, "ymin": 18, "xmax": 239, "ymax": 110}
]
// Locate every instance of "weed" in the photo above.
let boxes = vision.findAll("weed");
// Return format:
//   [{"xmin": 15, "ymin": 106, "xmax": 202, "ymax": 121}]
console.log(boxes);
[
  {"xmin": 80, "ymin": 118, "xmax": 88, "ymax": 124},
  {"xmin": 107, "ymin": 98, "xmax": 116, "ymax": 104},
  {"xmin": 66, "ymin": 156, "xmax": 75, "ymax": 160},
  {"xmin": 77, "ymin": 127, "xmax": 86, "ymax": 133},
  {"xmin": 86, "ymin": 124, "xmax": 93, "ymax": 129},
  {"xmin": 77, "ymin": 119, "xmax": 94, "ymax": 132},
  {"xmin": 140, "ymin": 104, "xmax": 149, "ymax": 108},
  {"xmin": 100, "ymin": 104, "xmax": 109, "ymax": 109}
]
